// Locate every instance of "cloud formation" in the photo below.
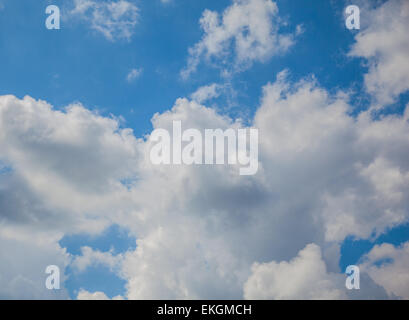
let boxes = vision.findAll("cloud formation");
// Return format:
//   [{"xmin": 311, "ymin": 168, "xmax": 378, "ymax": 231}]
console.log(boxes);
[
  {"xmin": 127, "ymin": 68, "xmax": 143, "ymax": 82},
  {"xmin": 360, "ymin": 241, "xmax": 409, "ymax": 299},
  {"xmin": 181, "ymin": 0, "xmax": 296, "ymax": 78},
  {"xmin": 70, "ymin": 0, "xmax": 139, "ymax": 41},
  {"xmin": 349, "ymin": 0, "xmax": 409, "ymax": 106},
  {"xmin": 71, "ymin": 247, "xmax": 124, "ymax": 273},
  {"xmin": 77, "ymin": 289, "xmax": 123, "ymax": 300},
  {"xmin": 1, "ymin": 67, "xmax": 409, "ymax": 298},
  {"xmin": 244, "ymin": 244, "xmax": 346, "ymax": 299},
  {"xmin": 190, "ymin": 83, "xmax": 223, "ymax": 103},
  {"xmin": 0, "ymin": 0, "xmax": 409, "ymax": 300}
]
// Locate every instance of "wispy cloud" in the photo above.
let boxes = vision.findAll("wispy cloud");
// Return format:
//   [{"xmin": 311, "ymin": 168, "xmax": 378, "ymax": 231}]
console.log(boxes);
[
  {"xmin": 70, "ymin": 0, "xmax": 139, "ymax": 41},
  {"xmin": 71, "ymin": 246, "xmax": 123, "ymax": 273},
  {"xmin": 126, "ymin": 67, "xmax": 143, "ymax": 82},
  {"xmin": 181, "ymin": 0, "xmax": 297, "ymax": 79},
  {"xmin": 190, "ymin": 83, "xmax": 222, "ymax": 103}
]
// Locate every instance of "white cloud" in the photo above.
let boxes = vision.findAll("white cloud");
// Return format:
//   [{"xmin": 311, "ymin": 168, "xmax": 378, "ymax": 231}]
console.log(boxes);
[
  {"xmin": 349, "ymin": 0, "xmax": 409, "ymax": 107},
  {"xmin": 0, "ymin": 225, "xmax": 70, "ymax": 299},
  {"xmin": 255, "ymin": 70, "xmax": 409, "ymax": 242},
  {"xmin": 3, "ymin": 0, "xmax": 409, "ymax": 294},
  {"xmin": 120, "ymin": 72, "xmax": 409, "ymax": 299},
  {"xmin": 244, "ymin": 244, "xmax": 346, "ymax": 299},
  {"xmin": 181, "ymin": 0, "xmax": 296, "ymax": 78},
  {"xmin": 71, "ymin": 247, "xmax": 124, "ymax": 273},
  {"xmin": 0, "ymin": 94, "xmax": 141, "ymax": 298},
  {"xmin": 1, "ymin": 67, "xmax": 409, "ymax": 298},
  {"xmin": 126, "ymin": 68, "xmax": 143, "ymax": 82},
  {"xmin": 190, "ymin": 83, "xmax": 222, "ymax": 103},
  {"xmin": 0, "ymin": 95, "xmax": 140, "ymax": 222},
  {"xmin": 70, "ymin": 0, "xmax": 139, "ymax": 41},
  {"xmin": 77, "ymin": 289, "xmax": 124, "ymax": 300},
  {"xmin": 360, "ymin": 242, "xmax": 409, "ymax": 299}
]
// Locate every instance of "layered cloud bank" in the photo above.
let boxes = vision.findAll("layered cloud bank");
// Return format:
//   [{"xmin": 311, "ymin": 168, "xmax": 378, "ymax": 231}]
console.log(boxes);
[{"xmin": 1, "ymin": 0, "xmax": 409, "ymax": 300}]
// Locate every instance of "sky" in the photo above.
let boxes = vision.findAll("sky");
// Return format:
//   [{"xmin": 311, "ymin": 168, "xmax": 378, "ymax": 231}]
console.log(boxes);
[{"xmin": 0, "ymin": 0, "xmax": 409, "ymax": 300}]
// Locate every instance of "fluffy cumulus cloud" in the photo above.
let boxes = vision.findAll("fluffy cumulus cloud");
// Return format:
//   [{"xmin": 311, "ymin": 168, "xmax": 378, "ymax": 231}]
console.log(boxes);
[
  {"xmin": 256, "ymin": 70, "xmax": 409, "ymax": 243},
  {"xmin": 77, "ymin": 289, "xmax": 123, "ymax": 300},
  {"xmin": 120, "ymin": 71, "xmax": 409, "ymax": 299},
  {"xmin": 0, "ymin": 95, "xmax": 140, "ymax": 298},
  {"xmin": 0, "ymin": 226, "xmax": 70, "ymax": 299},
  {"xmin": 181, "ymin": 0, "xmax": 296, "ymax": 78},
  {"xmin": 360, "ymin": 242, "xmax": 409, "ymax": 299},
  {"xmin": 244, "ymin": 244, "xmax": 346, "ymax": 299},
  {"xmin": 1, "ymin": 67, "xmax": 409, "ymax": 299},
  {"xmin": 0, "ymin": 95, "xmax": 140, "ymax": 222},
  {"xmin": 69, "ymin": 0, "xmax": 139, "ymax": 41},
  {"xmin": 349, "ymin": 0, "xmax": 409, "ymax": 106}
]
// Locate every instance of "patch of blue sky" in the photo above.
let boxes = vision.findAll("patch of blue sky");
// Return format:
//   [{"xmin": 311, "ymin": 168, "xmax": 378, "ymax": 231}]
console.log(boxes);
[
  {"xmin": 59, "ymin": 224, "xmax": 136, "ymax": 256},
  {"xmin": 120, "ymin": 177, "xmax": 139, "ymax": 190},
  {"xmin": 0, "ymin": 0, "xmax": 371, "ymax": 136},
  {"xmin": 340, "ymin": 223, "xmax": 409, "ymax": 271},
  {"xmin": 0, "ymin": 161, "xmax": 12, "ymax": 175},
  {"xmin": 64, "ymin": 264, "xmax": 127, "ymax": 299},
  {"xmin": 59, "ymin": 224, "xmax": 136, "ymax": 298}
]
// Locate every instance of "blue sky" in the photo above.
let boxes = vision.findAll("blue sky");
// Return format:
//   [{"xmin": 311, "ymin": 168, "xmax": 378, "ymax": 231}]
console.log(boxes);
[
  {"xmin": 0, "ymin": 0, "xmax": 409, "ymax": 300},
  {"xmin": 0, "ymin": 0, "xmax": 367, "ymax": 135},
  {"xmin": 60, "ymin": 225, "xmax": 136, "ymax": 298}
]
